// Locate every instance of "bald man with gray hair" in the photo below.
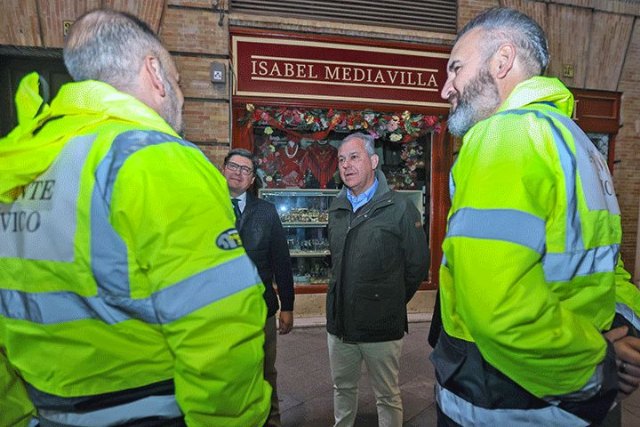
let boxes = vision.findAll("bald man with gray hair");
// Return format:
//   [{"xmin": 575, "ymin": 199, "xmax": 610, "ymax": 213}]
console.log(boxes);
[{"xmin": 0, "ymin": 9, "xmax": 270, "ymax": 426}]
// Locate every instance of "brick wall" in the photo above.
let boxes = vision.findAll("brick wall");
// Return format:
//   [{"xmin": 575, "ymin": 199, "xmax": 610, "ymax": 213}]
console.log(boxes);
[
  {"xmin": 617, "ymin": 21, "xmax": 640, "ymax": 279},
  {"xmin": 458, "ymin": 0, "xmax": 499, "ymax": 28},
  {"xmin": 161, "ymin": 1, "xmax": 232, "ymax": 166}
]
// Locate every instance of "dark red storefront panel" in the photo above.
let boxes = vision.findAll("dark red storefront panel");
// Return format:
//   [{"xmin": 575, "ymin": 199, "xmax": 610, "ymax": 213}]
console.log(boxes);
[{"xmin": 232, "ymin": 35, "xmax": 450, "ymax": 109}]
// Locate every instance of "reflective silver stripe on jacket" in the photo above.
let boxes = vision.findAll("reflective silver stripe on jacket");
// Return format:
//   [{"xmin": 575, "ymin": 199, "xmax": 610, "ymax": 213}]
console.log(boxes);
[
  {"xmin": 91, "ymin": 130, "xmax": 194, "ymax": 295},
  {"xmin": 447, "ymin": 208, "xmax": 545, "ymax": 253},
  {"xmin": 616, "ymin": 302, "xmax": 640, "ymax": 331},
  {"xmin": 444, "ymin": 207, "xmax": 618, "ymax": 282},
  {"xmin": 0, "ymin": 135, "xmax": 95, "ymax": 261},
  {"xmin": 38, "ymin": 395, "xmax": 182, "ymax": 427},
  {"xmin": 0, "ymin": 254, "xmax": 260, "ymax": 324},
  {"xmin": 0, "ymin": 130, "xmax": 261, "ymax": 324},
  {"xmin": 435, "ymin": 382, "xmax": 589, "ymax": 427}
]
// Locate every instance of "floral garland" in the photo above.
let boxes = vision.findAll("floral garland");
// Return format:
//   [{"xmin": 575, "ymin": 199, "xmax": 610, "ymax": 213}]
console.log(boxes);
[{"xmin": 241, "ymin": 104, "xmax": 441, "ymax": 143}]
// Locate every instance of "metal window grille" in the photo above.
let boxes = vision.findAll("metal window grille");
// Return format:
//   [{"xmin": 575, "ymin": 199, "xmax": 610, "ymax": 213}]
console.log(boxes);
[{"xmin": 230, "ymin": 0, "xmax": 457, "ymax": 34}]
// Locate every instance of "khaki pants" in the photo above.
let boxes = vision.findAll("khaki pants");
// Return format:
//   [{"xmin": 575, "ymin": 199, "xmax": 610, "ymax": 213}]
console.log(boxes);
[{"xmin": 327, "ymin": 333, "xmax": 403, "ymax": 427}]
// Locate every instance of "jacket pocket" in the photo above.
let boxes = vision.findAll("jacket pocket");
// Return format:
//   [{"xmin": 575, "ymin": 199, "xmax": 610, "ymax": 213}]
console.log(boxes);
[{"xmin": 354, "ymin": 285, "xmax": 400, "ymax": 332}]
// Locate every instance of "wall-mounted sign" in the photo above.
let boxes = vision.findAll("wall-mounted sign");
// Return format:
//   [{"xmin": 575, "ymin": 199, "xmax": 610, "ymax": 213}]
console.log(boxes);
[{"xmin": 232, "ymin": 34, "xmax": 450, "ymax": 108}]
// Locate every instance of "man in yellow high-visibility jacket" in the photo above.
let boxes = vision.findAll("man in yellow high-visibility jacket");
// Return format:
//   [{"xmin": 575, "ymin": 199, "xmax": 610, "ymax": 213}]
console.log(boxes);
[
  {"xmin": 0, "ymin": 9, "xmax": 270, "ymax": 427},
  {"xmin": 430, "ymin": 7, "xmax": 640, "ymax": 426}
]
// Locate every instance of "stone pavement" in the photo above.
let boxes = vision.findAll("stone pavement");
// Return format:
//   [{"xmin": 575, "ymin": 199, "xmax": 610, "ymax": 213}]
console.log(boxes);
[{"xmin": 275, "ymin": 319, "xmax": 640, "ymax": 426}]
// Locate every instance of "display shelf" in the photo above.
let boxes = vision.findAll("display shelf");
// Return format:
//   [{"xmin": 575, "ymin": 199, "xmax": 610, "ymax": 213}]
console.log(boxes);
[
  {"xmin": 290, "ymin": 250, "xmax": 331, "ymax": 257},
  {"xmin": 282, "ymin": 222, "xmax": 328, "ymax": 228},
  {"xmin": 260, "ymin": 188, "xmax": 336, "ymax": 288}
]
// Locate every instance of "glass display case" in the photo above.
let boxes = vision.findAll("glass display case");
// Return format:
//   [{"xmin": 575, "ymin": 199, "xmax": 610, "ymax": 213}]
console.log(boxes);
[
  {"xmin": 259, "ymin": 188, "xmax": 424, "ymax": 287},
  {"xmin": 259, "ymin": 188, "xmax": 337, "ymax": 285}
]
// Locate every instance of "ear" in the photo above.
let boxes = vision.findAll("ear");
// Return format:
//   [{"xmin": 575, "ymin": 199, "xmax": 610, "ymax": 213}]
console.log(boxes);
[
  {"xmin": 371, "ymin": 153, "xmax": 380, "ymax": 169},
  {"xmin": 494, "ymin": 43, "xmax": 516, "ymax": 79},
  {"xmin": 143, "ymin": 55, "xmax": 167, "ymax": 97}
]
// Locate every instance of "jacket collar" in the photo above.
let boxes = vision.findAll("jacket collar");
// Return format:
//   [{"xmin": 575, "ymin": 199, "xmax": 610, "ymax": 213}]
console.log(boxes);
[
  {"xmin": 332, "ymin": 169, "xmax": 391, "ymax": 212},
  {"xmin": 497, "ymin": 76, "xmax": 574, "ymax": 117}
]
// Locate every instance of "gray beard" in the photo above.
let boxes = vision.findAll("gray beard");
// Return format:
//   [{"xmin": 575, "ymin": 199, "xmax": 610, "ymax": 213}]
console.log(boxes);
[{"xmin": 447, "ymin": 68, "xmax": 501, "ymax": 138}]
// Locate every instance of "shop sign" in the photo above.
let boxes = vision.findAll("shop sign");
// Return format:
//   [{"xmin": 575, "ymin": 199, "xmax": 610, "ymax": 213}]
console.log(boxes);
[{"xmin": 232, "ymin": 35, "xmax": 450, "ymax": 108}]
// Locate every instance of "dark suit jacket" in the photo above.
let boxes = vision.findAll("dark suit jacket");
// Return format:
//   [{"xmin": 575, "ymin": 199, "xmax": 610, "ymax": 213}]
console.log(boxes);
[{"xmin": 237, "ymin": 192, "xmax": 294, "ymax": 318}]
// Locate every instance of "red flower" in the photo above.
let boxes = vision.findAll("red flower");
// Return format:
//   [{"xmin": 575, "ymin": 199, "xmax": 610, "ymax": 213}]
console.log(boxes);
[{"xmin": 424, "ymin": 115, "xmax": 438, "ymax": 127}]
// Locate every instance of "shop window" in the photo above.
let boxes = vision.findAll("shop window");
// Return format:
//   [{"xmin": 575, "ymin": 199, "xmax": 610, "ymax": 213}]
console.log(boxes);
[
  {"xmin": 238, "ymin": 105, "xmax": 440, "ymax": 289},
  {"xmin": 240, "ymin": 105, "xmax": 439, "ymax": 193}
]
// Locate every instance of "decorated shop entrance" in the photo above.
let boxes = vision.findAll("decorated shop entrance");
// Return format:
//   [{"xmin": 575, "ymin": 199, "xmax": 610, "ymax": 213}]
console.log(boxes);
[{"xmin": 231, "ymin": 28, "xmax": 452, "ymax": 291}]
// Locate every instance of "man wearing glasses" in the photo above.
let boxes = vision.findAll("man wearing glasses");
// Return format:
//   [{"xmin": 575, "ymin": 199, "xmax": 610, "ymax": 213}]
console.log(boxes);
[{"xmin": 222, "ymin": 148, "xmax": 295, "ymax": 427}]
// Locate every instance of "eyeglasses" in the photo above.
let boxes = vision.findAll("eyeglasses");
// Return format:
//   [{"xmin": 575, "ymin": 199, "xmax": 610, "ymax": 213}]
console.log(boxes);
[{"xmin": 225, "ymin": 161, "xmax": 254, "ymax": 176}]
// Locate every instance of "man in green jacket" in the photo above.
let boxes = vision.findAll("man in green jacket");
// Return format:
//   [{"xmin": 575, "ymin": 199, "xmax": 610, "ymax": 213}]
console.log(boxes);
[
  {"xmin": 327, "ymin": 132, "xmax": 429, "ymax": 426},
  {"xmin": 431, "ymin": 7, "xmax": 640, "ymax": 426},
  {"xmin": 0, "ymin": 9, "xmax": 270, "ymax": 426}
]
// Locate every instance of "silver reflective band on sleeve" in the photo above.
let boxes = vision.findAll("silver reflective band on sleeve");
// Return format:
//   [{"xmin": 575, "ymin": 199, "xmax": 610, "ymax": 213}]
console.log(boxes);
[
  {"xmin": 91, "ymin": 130, "xmax": 198, "ymax": 296},
  {"xmin": 0, "ymin": 254, "xmax": 261, "ymax": 324},
  {"xmin": 499, "ymin": 109, "xmax": 582, "ymax": 252},
  {"xmin": 435, "ymin": 382, "xmax": 589, "ymax": 427},
  {"xmin": 542, "ymin": 244, "xmax": 619, "ymax": 282},
  {"xmin": 616, "ymin": 302, "xmax": 640, "ymax": 331},
  {"xmin": 446, "ymin": 208, "xmax": 545, "ymax": 253},
  {"xmin": 154, "ymin": 254, "xmax": 261, "ymax": 324},
  {"xmin": 544, "ymin": 364, "xmax": 603, "ymax": 403},
  {"xmin": 38, "ymin": 395, "xmax": 181, "ymax": 427},
  {"xmin": 499, "ymin": 108, "xmax": 621, "ymax": 282}
]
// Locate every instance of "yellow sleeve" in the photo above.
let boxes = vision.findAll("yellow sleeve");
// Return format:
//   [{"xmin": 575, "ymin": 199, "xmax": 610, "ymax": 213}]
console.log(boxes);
[
  {"xmin": 0, "ymin": 325, "xmax": 36, "ymax": 427},
  {"xmin": 111, "ymin": 140, "xmax": 270, "ymax": 426},
  {"xmin": 614, "ymin": 258, "xmax": 640, "ymax": 330}
]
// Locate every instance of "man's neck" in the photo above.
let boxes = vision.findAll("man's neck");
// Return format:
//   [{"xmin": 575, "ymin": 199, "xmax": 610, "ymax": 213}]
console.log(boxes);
[
  {"xmin": 230, "ymin": 190, "xmax": 245, "ymax": 198},
  {"xmin": 348, "ymin": 178, "xmax": 376, "ymax": 197}
]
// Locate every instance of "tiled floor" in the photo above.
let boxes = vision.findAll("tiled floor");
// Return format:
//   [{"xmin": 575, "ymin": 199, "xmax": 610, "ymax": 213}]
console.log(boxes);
[{"xmin": 276, "ymin": 320, "xmax": 640, "ymax": 426}]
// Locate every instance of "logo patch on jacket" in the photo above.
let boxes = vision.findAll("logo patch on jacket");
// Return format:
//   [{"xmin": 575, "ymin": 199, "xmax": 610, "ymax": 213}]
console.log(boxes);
[{"xmin": 216, "ymin": 228, "xmax": 243, "ymax": 250}]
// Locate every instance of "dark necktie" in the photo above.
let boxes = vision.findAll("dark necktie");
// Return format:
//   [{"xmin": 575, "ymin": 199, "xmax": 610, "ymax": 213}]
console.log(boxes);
[{"xmin": 231, "ymin": 198, "xmax": 242, "ymax": 226}]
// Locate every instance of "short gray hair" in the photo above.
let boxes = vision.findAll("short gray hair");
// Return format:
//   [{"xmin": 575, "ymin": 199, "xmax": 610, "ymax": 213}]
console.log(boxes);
[
  {"xmin": 458, "ymin": 7, "xmax": 549, "ymax": 77},
  {"xmin": 340, "ymin": 132, "xmax": 376, "ymax": 156},
  {"xmin": 64, "ymin": 9, "xmax": 166, "ymax": 90}
]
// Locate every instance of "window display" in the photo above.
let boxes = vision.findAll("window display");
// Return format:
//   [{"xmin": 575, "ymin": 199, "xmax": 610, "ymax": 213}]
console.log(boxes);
[
  {"xmin": 245, "ymin": 105, "xmax": 437, "ymax": 288},
  {"xmin": 259, "ymin": 189, "xmax": 336, "ymax": 285},
  {"xmin": 241, "ymin": 105, "xmax": 439, "ymax": 192}
]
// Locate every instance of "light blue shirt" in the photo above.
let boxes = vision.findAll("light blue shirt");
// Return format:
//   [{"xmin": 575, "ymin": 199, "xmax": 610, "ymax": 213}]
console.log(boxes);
[{"xmin": 347, "ymin": 178, "xmax": 378, "ymax": 212}]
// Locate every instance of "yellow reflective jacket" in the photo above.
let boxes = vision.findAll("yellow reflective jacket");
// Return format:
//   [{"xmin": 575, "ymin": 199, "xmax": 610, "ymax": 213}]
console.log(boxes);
[
  {"xmin": 0, "ymin": 75, "xmax": 270, "ymax": 426},
  {"xmin": 439, "ymin": 76, "xmax": 640, "ymax": 398}
]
